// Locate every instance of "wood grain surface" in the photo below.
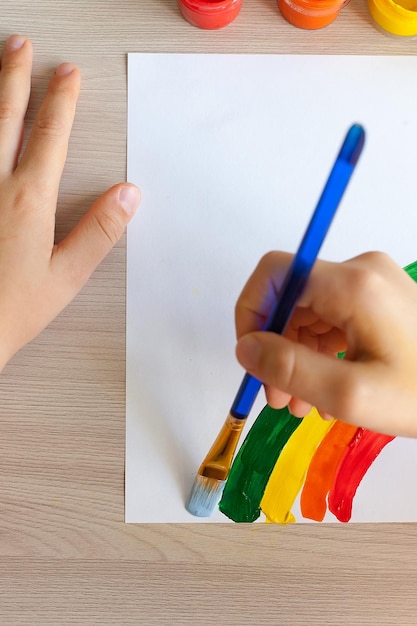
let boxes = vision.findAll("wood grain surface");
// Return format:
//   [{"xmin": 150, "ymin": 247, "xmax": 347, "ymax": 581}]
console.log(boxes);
[{"xmin": 1, "ymin": 1, "xmax": 417, "ymax": 623}]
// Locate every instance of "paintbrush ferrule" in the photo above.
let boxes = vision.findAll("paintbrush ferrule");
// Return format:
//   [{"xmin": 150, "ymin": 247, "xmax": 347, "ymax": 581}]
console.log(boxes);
[{"xmin": 185, "ymin": 414, "xmax": 246, "ymax": 517}]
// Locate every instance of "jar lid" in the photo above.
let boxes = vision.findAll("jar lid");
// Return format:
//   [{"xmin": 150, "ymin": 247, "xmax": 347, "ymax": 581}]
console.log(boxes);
[
  {"xmin": 178, "ymin": 0, "xmax": 243, "ymax": 29},
  {"xmin": 369, "ymin": 0, "xmax": 417, "ymax": 36}
]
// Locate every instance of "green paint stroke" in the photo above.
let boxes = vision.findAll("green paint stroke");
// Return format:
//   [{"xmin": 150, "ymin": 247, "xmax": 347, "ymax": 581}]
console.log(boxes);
[
  {"xmin": 219, "ymin": 405, "xmax": 301, "ymax": 522},
  {"xmin": 405, "ymin": 259, "xmax": 417, "ymax": 282}
]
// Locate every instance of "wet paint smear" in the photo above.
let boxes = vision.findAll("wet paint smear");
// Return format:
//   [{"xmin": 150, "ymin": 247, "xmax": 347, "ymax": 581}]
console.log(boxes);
[
  {"xmin": 328, "ymin": 428, "xmax": 395, "ymax": 523},
  {"xmin": 218, "ymin": 405, "xmax": 301, "ymax": 522},
  {"xmin": 300, "ymin": 421, "xmax": 358, "ymax": 522},
  {"xmin": 260, "ymin": 409, "xmax": 335, "ymax": 524}
]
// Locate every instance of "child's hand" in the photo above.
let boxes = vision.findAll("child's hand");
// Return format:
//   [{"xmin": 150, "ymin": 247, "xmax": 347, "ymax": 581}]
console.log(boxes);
[
  {"xmin": 235, "ymin": 250, "xmax": 417, "ymax": 438},
  {"xmin": 0, "ymin": 35, "xmax": 141, "ymax": 371}
]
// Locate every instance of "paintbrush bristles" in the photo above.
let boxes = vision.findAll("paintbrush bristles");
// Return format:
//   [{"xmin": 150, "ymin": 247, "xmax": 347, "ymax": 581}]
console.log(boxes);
[
  {"xmin": 186, "ymin": 414, "xmax": 246, "ymax": 517},
  {"xmin": 186, "ymin": 475, "xmax": 226, "ymax": 517}
]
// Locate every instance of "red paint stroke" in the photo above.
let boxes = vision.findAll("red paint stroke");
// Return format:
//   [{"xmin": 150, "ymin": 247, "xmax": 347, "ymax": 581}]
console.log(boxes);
[
  {"xmin": 300, "ymin": 421, "xmax": 358, "ymax": 522},
  {"xmin": 328, "ymin": 428, "xmax": 395, "ymax": 523}
]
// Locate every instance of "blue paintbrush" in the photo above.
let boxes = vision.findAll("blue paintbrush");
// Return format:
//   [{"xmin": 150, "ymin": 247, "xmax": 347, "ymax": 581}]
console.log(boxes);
[{"xmin": 186, "ymin": 124, "xmax": 366, "ymax": 517}]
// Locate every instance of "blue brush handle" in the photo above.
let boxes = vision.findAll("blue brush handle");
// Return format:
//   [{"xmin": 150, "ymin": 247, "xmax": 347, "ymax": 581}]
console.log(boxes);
[{"xmin": 230, "ymin": 124, "xmax": 365, "ymax": 420}]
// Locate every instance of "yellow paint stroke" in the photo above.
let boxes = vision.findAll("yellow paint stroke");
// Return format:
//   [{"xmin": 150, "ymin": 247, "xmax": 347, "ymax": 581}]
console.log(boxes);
[
  {"xmin": 260, "ymin": 408, "xmax": 335, "ymax": 524},
  {"xmin": 265, "ymin": 512, "xmax": 296, "ymax": 524}
]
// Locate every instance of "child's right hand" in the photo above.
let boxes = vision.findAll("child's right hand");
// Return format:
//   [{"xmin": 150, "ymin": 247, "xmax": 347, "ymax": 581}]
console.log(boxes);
[{"xmin": 235, "ymin": 251, "xmax": 417, "ymax": 438}]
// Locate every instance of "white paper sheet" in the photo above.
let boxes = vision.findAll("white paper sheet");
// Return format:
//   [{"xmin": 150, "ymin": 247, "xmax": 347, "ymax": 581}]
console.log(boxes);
[{"xmin": 126, "ymin": 53, "xmax": 417, "ymax": 523}]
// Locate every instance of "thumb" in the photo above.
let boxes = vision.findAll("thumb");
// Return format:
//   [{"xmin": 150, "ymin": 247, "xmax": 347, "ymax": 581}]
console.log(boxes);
[
  {"xmin": 236, "ymin": 331, "xmax": 360, "ymax": 422},
  {"xmin": 53, "ymin": 183, "xmax": 141, "ymax": 293}
]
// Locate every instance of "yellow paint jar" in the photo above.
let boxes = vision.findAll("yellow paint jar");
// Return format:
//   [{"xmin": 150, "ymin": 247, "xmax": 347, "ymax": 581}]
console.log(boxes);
[{"xmin": 368, "ymin": 0, "xmax": 417, "ymax": 36}]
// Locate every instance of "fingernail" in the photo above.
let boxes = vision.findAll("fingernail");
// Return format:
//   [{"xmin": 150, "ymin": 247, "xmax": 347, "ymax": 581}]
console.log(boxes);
[
  {"xmin": 119, "ymin": 185, "xmax": 141, "ymax": 216},
  {"xmin": 236, "ymin": 335, "xmax": 261, "ymax": 371},
  {"xmin": 5, "ymin": 35, "xmax": 26, "ymax": 52},
  {"xmin": 55, "ymin": 63, "xmax": 76, "ymax": 77}
]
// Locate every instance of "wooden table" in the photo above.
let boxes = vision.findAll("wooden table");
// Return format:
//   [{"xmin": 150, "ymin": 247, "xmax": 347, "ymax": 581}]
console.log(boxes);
[{"xmin": 1, "ymin": 1, "xmax": 416, "ymax": 623}]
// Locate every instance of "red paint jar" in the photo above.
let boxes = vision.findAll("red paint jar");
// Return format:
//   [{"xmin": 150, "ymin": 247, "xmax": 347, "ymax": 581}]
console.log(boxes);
[
  {"xmin": 178, "ymin": 0, "xmax": 243, "ymax": 29},
  {"xmin": 277, "ymin": 0, "xmax": 347, "ymax": 28}
]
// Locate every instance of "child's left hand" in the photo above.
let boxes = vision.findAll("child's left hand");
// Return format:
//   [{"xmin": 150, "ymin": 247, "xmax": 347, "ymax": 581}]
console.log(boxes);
[{"xmin": 0, "ymin": 35, "xmax": 141, "ymax": 372}]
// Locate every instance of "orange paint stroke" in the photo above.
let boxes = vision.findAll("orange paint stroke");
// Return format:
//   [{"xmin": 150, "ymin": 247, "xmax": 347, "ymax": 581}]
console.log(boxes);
[
  {"xmin": 328, "ymin": 428, "xmax": 395, "ymax": 523},
  {"xmin": 300, "ymin": 421, "xmax": 358, "ymax": 522}
]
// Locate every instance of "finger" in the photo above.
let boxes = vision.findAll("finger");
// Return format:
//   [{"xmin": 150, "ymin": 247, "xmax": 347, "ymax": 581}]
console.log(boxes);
[
  {"xmin": 235, "ymin": 331, "xmax": 369, "ymax": 423},
  {"xmin": 235, "ymin": 251, "xmax": 293, "ymax": 339},
  {"xmin": 264, "ymin": 385, "xmax": 292, "ymax": 410},
  {"xmin": 316, "ymin": 326, "xmax": 347, "ymax": 356},
  {"xmin": 288, "ymin": 396, "xmax": 313, "ymax": 418},
  {"xmin": 296, "ymin": 252, "xmax": 398, "ymax": 339},
  {"xmin": 265, "ymin": 384, "xmax": 313, "ymax": 418},
  {"xmin": 51, "ymin": 183, "xmax": 141, "ymax": 302},
  {"xmin": 17, "ymin": 63, "xmax": 80, "ymax": 201},
  {"xmin": 264, "ymin": 380, "xmax": 313, "ymax": 417},
  {"xmin": 0, "ymin": 35, "xmax": 32, "ymax": 178}
]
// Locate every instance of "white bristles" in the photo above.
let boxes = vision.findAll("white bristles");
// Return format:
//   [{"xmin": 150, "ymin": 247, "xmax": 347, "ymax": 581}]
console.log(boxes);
[{"xmin": 186, "ymin": 474, "xmax": 226, "ymax": 517}]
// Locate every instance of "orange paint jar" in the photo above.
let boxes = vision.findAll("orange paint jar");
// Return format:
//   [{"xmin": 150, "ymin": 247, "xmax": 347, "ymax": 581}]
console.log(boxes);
[
  {"xmin": 277, "ymin": 0, "xmax": 347, "ymax": 28},
  {"xmin": 178, "ymin": 0, "xmax": 243, "ymax": 29}
]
